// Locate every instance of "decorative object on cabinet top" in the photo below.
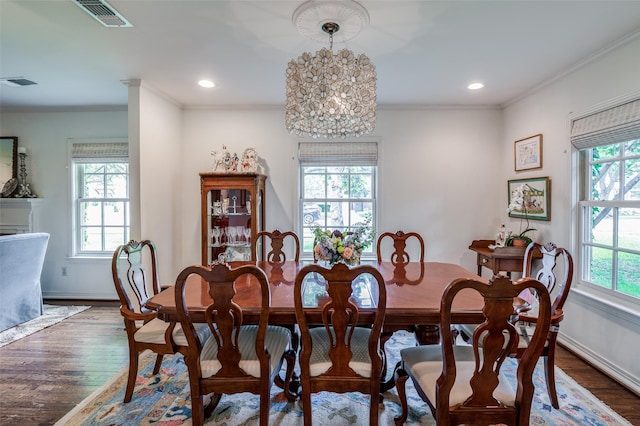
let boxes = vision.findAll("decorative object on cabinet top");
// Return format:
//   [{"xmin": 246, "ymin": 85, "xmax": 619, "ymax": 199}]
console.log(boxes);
[{"xmin": 211, "ymin": 145, "xmax": 261, "ymax": 173}]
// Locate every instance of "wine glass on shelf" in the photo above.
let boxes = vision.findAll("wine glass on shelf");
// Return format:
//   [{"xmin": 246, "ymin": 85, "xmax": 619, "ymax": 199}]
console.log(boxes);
[
  {"xmin": 243, "ymin": 227, "xmax": 251, "ymax": 246},
  {"xmin": 212, "ymin": 226, "xmax": 221, "ymax": 246},
  {"xmin": 227, "ymin": 226, "xmax": 237, "ymax": 245}
]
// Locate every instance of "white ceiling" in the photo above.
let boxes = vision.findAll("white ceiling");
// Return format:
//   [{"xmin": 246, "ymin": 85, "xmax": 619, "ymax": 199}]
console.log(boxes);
[{"xmin": 2, "ymin": 0, "xmax": 640, "ymax": 110}]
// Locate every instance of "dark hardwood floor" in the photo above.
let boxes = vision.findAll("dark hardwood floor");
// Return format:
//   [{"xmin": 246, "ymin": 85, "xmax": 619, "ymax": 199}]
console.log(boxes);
[{"xmin": 0, "ymin": 306, "xmax": 638, "ymax": 425}]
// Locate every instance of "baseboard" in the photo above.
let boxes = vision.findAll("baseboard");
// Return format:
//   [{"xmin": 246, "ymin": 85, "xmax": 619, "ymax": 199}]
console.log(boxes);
[{"xmin": 559, "ymin": 334, "xmax": 640, "ymax": 397}]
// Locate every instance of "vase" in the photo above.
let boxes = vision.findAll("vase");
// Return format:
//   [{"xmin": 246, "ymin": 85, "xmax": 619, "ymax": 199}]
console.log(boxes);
[{"xmin": 511, "ymin": 238, "xmax": 527, "ymax": 247}]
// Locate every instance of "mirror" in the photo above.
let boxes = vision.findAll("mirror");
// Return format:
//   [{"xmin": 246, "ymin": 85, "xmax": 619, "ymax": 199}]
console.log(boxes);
[{"xmin": 0, "ymin": 136, "xmax": 18, "ymax": 197}]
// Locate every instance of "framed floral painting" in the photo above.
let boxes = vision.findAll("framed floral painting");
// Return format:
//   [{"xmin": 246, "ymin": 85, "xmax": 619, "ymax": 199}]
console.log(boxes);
[
  {"xmin": 507, "ymin": 177, "xmax": 551, "ymax": 221},
  {"xmin": 514, "ymin": 134, "xmax": 542, "ymax": 171}
]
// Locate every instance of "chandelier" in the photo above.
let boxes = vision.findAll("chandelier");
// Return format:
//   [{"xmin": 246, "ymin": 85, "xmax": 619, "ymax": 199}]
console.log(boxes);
[{"xmin": 285, "ymin": 0, "xmax": 376, "ymax": 139}]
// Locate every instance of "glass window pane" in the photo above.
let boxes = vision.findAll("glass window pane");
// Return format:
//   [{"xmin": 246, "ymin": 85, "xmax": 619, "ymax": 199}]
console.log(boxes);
[
  {"xmin": 327, "ymin": 201, "xmax": 349, "ymax": 227},
  {"xmin": 104, "ymin": 227, "xmax": 126, "ymax": 251},
  {"xmin": 81, "ymin": 227, "xmax": 102, "ymax": 251},
  {"xmin": 591, "ymin": 143, "xmax": 620, "ymax": 161},
  {"xmin": 84, "ymin": 174, "xmax": 105, "ymax": 198},
  {"xmin": 623, "ymin": 157, "xmax": 639, "ymax": 201},
  {"xmin": 625, "ymin": 139, "xmax": 639, "ymax": 155},
  {"xmin": 350, "ymin": 174, "xmax": 372, "ymax": 198},
  {"xmin": 84, "ymin": 164, "xmax": 105, "ymax": 173},
  {"xmin": 302, "ymin": 202, "xmax": 322, "ymax": 225},
  {"xmin": 303, "ymin": 166, "xmax": 324, "ymax": 174},
  {"xmin": 104, "ymin": 202, "xmax": 125, "ymax": 225},
  {"xmin": 304, "ymin": 174, "xmax": 326, "ymax": 198},
  {"xmin": 588, "ymin": 246, "xmax": 613, "ymax": 289},
  {"xmin": 106, "ymin": 163, "xmax": 127, "ymax": 173},
  {"xmin": 617, "ymin": 252, "xmax": 640, "ymax": 298},
  {"xmin": 327, "ymin": 174, "xmax": 349, "ymax": 198},
  {"xmin": 81, "ymin": 201, "xmax": 102, "ymax": 226},
  {"xmin": 589, "ymin": 206, "xmax": 613, "ymax": 246},
  {"xmin": 107, "ymin": 173, "xmax": 127, "ymax": 198},
  {"xmin": 618, "ymin": 208, "xmax": 640, "ymax": 251},
  {"xmin": 591, "ymin": 161, "xmax": 619, "ymax": 201}
]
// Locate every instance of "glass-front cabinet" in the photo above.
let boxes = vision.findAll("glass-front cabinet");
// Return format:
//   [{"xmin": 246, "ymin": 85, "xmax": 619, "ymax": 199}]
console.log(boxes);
[{"xmin": 200, "ymin": 173, "xmax": 266, "ymax": 265}]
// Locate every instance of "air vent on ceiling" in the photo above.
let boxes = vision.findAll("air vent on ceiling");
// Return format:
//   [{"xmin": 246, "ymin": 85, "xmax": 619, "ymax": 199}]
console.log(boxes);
[
  {"xmin": 0, "ymin": 77, "xmax": 37, "ymax": 87},
  {"xmin": 72, "ymin": 0, "xmax": 133, "ymax": 27}
]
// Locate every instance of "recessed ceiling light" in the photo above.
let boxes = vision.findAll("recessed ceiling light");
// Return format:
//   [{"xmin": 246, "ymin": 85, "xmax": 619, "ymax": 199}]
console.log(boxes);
[
  {"xmin": 198, "ymin": 80, "xmax": 215, "ymax": 88},
  {"xmin": 468, "ymin": 82, "xmax": 484, "ymax": 90}
]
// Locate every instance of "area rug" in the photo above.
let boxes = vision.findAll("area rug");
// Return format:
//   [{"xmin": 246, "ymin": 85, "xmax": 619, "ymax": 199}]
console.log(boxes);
[
  {"xmin": 0, "ymin": 304, "xmax": 89, "ymax": 348},
  {"xmin": 55, "ymin": 330, "xmax": 631, "ymax": 426}
]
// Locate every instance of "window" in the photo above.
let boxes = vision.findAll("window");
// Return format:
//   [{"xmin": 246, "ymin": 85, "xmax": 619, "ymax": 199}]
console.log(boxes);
[
  {"xmin": 299, "ymin": 141, "xmax": 377, "ymax": 258},
  {"xmin": 572, "ymin": 98, "xmax": 640, "ymax": 300},
  {"xmin": 71, "ymin": 141, "xmax": 129, "ymax": 256}
]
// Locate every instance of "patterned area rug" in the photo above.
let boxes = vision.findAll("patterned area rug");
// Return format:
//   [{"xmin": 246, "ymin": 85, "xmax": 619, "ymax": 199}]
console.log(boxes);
[
  {"xmin": 56, "ymin": 330, "xmax": 631, "ymax": 425},
  {"xmin": 0, "ymin": 304, "xmax": 89, "ymax": 348}
]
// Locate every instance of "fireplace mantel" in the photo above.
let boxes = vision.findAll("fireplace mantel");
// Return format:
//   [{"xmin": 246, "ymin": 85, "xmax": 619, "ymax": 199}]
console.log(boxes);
[{"xmin": 0, "ymin": 198, "xmax": 44, "ymax": 235}]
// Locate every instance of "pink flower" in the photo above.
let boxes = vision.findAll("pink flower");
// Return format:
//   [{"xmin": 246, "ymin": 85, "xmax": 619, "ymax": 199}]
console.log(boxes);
[{"xmin": 342, "ymin": 246, "xmax": 353, "ymax": 260}]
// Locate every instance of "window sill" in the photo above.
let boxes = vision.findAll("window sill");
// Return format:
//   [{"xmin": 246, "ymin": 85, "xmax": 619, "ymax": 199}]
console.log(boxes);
[{"xmin": 571, "ymin": 284, "xmax": 640, "ymax": 327}]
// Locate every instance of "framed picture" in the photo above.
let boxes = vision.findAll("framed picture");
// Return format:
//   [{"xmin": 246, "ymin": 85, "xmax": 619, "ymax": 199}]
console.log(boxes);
[
  {"xmin": 0, "ymin": 136, "xmax": 18, "ymax": 190},
  {"xmin": 514, "ymin": 134, "xmax": 542, "ymax": 171},
  {"xmin": 508, "ymin": 176, "xmax": 551, "ymax": 221}
]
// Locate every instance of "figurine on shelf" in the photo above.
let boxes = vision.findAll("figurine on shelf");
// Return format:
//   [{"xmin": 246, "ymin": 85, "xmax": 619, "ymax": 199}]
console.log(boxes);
[
  {"xmin": 211, "ymin": 145, "xmax": 228, "ymax": 172},
  {"xmin": 237, "ymin": 147, "xmax": 259, "ymax": 173},
  {"xmin": 495, "ymin": 224, "xmax": 507, "ymax": 247}
]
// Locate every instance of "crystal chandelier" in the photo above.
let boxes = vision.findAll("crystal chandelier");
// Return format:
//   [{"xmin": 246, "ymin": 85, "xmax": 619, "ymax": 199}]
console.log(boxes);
[{"xmin": 285, "ymin": 0, "xmax": 376, "ymax": 139}]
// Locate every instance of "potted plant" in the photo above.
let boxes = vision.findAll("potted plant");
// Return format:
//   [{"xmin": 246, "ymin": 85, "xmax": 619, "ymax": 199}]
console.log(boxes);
[{"xmin": 505, "ymin": 183, "xmax": 536, "ymax": 247}]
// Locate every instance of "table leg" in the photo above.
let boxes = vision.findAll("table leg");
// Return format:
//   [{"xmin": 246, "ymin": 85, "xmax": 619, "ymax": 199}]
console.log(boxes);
[{"xmin": 414, "ymin": 324, "xmax": 440, "ymax": 345}]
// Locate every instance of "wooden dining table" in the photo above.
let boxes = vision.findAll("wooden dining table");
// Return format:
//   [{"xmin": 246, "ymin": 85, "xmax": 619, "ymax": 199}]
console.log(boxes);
[
  {"xmin": 146, "ymin": 260, "xmax": 488, "ymax": 392},
  {"xmin": 147, "ymin": 260, "xmax": 488, "ymax": 339}
]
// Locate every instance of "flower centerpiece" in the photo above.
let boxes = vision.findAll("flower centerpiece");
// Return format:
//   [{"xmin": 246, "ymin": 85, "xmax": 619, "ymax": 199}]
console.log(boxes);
[
  {"xmin": 505, "ymin": 183, "xmax": 536, "ymax": 247},
  {"xmin": 312, "ymin": 217, "xmax": 375, "ymax": 266}
]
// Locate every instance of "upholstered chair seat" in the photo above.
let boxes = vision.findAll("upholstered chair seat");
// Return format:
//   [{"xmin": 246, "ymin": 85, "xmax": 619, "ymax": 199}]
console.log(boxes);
[{"xmin": 199, "ymin": 324, "xmax": 291, "ymax": 378}]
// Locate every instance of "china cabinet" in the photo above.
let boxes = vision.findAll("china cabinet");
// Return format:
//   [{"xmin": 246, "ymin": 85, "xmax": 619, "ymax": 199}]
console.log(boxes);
[{"xmin": 200, "ymin": 173, "xmax": 266, "ymax": 265}]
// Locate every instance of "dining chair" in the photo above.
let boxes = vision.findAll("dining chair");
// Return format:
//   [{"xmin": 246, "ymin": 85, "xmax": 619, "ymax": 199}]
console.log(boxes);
[
  {"xmin": 512, "ymin": 241, "xmax": 574, "ymax": 409},
  {"xmin": 111, "ymin": 239, "xmax": 211, "ymax": 403},
  {"xmin": 376, "ymin": 230, "xmax": 425, "ymax": 264},
  {"xmin": 252, "ymin": 229, "xmax": 300, "ymax": 262},
  {"xmin": 393, "ymin": 274, "xmax": 552, "ymax": 426},
  {"xmin": 174, "ymin": 262, "xmax": 297, "ymax": 426},
  {"xmin": 293, "ymin": 262, "xmax": 387, "ymax": 426}
]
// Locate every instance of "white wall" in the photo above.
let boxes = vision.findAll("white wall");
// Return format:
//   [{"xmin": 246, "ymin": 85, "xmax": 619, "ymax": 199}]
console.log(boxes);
[
  {"xmin": 503, "ymin": 35, "xmax": 640, "ymax": 393},
  {"xmin": 178, "ymin": 107, "xmax": 503, "ymax": 274},
  {"xmin": 0, "ymin": 110, "xmax": 127, "ymax": 299}
]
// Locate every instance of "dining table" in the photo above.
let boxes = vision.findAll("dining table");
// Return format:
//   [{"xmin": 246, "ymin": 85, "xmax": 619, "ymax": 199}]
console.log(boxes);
[
  {"xmin": 146, "ymin": 259, "xmax": 489, "ymax": 392},
  {"xmin": 147, "ymin": 260, "xmax": 488, "ymax": 331}
]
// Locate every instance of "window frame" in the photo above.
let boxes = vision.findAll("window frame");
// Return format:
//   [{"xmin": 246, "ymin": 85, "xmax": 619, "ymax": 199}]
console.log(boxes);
[
  {"xmin": 69, "ymin": 138, "xmax": 129, "ymax": 258},
  {"xmin": 571, "ymin": 94, "xmax": 640, "ymax": 310},
  {"xmin": 577, "ymin": 142, "xmax": 640, "ymax": 302},
  {"xmin": 298, "ymin": 141, "xmax": 378, "ymax": 260}
]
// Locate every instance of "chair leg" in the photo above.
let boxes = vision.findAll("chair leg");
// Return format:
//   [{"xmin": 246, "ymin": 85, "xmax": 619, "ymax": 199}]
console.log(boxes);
[
  {"xmin": 124, "ymin": 348, "xmax": 139, "ymax": 403},
  {"xmin": 543, "ymin": 351, "xmax": 559, "ymax": 409},
  {"xmin": 204, "ymin": 393, "xmax": 222, "ymax": 418},
  {"xmin": 190, "ymin": 394, "xmax": 204, "ymax": 426},
  {"xmin": 152, "ymin": 353, "xmax": 164, "ymax": 374},
  {"xmin": 302, "ymin": 388, "xmax": 312, "ymax": 426},
  {"xmin": 393, "ymin": 365, "xmax": 409, "ymax": 426},
  {"xmin": 370, "ymin": 386, "xmax": 380, "ymax": 426}
]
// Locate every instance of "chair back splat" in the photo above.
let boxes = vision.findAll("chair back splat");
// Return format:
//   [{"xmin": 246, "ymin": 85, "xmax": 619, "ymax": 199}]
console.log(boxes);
[
  {"xmin": 174, "ymin": 263, "xmax": 296, "ymax": 426},
  {"xmin": 393, "ymin": 274, "xmax": 552, "ymax": 426},
  {"xmin": 376, "ymin": 230, "xmax": 425, "ymax": 264},
  {"xmin": 252, "ymin": 229, "xmax": 300, "ymax": 262},
  {"xmin": 294, "ymin": 262, "xmax": 387, "ymax": 426}
]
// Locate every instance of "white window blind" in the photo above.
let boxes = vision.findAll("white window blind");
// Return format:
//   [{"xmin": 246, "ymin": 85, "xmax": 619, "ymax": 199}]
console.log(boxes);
[
  {"xmin": 298, "ymin": 141, "xmax": 378, "ymax": 166},
  {"xmin": 72, "ymin": 142, "xmax": 128, "ymax": 163},
  {"xmin": 571, "ymin": 98, "xmax": 640, "ymax": 150}
]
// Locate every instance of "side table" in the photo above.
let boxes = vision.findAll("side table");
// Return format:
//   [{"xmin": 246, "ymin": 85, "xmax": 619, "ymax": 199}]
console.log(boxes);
[{"xmin": 468, "ymin": 239, "xmax": 529, "ymax": 277}]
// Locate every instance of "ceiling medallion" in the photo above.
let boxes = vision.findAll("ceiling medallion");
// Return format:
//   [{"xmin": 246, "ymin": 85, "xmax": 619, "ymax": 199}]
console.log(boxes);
[{"xmin": 285, "ymin": 0, "xmax": 376, "ymax": 139}]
